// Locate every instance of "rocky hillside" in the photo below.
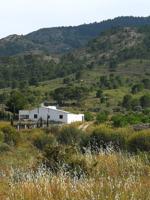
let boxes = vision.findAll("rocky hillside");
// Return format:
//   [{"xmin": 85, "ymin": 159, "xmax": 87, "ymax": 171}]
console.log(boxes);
[
  {"xmin": 0, "ymin": 16, "xmax": 150, "ymax": 57},
  {"xmin": 0, "ymin": 26, "xmax": 149, "ymax": 89},
  {"xmin": 59, "ymin": 26, "xmax": 150, "ymax": 73}
]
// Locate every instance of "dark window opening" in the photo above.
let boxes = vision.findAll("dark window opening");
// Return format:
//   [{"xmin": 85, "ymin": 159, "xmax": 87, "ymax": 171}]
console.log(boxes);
[
  {"xmin": 59, "ymin": 115, "xmax": 63, "ymax": 119},
  {"xmin": 20, "ymin": 115, "xmax": 29, "ymax": 119},
  {"xmin": 34, "ymin": 114, "xmax": 38, "ymax": 119},
  {"xmin": 48, "ymin": 115, "xmax": 50, "ymax": 119}
]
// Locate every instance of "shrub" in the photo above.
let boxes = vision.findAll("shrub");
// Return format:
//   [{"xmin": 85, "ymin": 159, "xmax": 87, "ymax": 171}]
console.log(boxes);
[
  {"xmin": 0, "ymin": 143, "xmax": 11, "ymax": 153},
  {"xmin": 127, "ymin": 114, "xmax": 142, "ymax": 125},
  {"xmin": 122, "ymin": 94, "xmax": 132, "ymax": 110},
  {"xmin": 31, "ymin": 131, "xmax": 56, "ymax": 150},
  {"xmin": 43, "ymin": 126, "xmax": 60, "ymax": 136},
  {"xmin": 0, "ymin": 131, "xmax": 4, "ymax": 143},
  {"xmin": 58, "ymin": 127, "xmax": 84, "ymax": 146},
  {"xmin": 96, "ymin": 112, "xmax": 108, "ymax": 124},
  {"xmin": 131, "ymin": 84, "xmax": 144, "ymax": 94},
  {"xmin": 1, "ymin": 126, "xmax": 19, "ymax": 146},
  {"xmin": 44, "ymin": 145, "xmax": 77, "ymax": 172},
  {"xmin": 66, "ymin": 157, "xmax": 89, "ymax": 178},
  {"xmin": 131, "ymin": 98, "xmax": 140, "ymax": 111},
  {"xmin": 96, "ymin": 89, "xmax": 103, "ymax": 98},
  {"xmin": 140, "ymin": 94, "xmax": 150, "ymax": 108},
  {"xmin": 142, "ymin": 78, "xmax": 150, "ymax": 89},
  {"xmin": 112, "ymin": 115, "xmax": 128, "ymax": 127},
  {"xmin": 83, "ymin": 127, "xmax": 126, "ymax": 152},
  {"xmin": 127, "ymin": 130, "xmax": 150, "ymax": 152},
  {"xmin": 44, "ymin": 145, "xmax": 89, "ymax": 177},
  {"xmin": 84, "ymin": 112, "xmax": 94, "ymax": 121}
]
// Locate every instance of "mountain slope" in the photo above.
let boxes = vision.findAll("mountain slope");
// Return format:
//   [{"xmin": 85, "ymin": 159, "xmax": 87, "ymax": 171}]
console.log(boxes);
[
  {"xmin": 57, "ymin": 26, "xmax": 150, "ymax": 75},
  {"xmin": 0, "ymin": 26, "xmax": 150, "ymax": 89},
  {"xmin": 0, "ymin": 16, "xmax": 150, "ymax": 57}
]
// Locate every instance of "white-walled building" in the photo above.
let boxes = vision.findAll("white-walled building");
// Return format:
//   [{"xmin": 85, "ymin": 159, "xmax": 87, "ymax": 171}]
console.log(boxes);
[{"xmin": 19, "ymin": 105, "xmax": 84, "ymax": 124}]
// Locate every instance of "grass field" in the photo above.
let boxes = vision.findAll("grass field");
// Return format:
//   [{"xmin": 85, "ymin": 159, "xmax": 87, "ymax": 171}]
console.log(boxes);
[
  {"xmin": 0, "ymin": 122, "xmax": 149, "ymax": 200},
  {"xmin": 0, "ymin": 149, "xmax": 149, "ymax": 200}
]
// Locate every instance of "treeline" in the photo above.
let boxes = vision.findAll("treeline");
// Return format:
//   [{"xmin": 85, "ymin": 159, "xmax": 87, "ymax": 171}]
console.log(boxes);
[
  {"xmin": 0, "ymin": 53, "xmax": 85, "ymax": 89},
  {"xmin": 0, "ymin": 54, "xmax": 57, "ymax": 88}
]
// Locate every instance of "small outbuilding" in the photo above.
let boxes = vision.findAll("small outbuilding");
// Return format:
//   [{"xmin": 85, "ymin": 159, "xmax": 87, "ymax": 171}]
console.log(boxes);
[{"xmin": 19, "ymin": 105, "xmax": 84, "ymax": 124}]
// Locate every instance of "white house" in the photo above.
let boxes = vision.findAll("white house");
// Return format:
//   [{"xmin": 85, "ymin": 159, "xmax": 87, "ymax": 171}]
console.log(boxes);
[{"xmin": 19, "ymin": 105, "xmax": 84, "ymax": 124}]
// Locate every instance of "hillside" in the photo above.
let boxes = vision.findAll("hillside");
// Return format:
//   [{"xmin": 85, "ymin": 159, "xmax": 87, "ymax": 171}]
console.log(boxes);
[
  {"xmin": 0, "ymin": 26, "xmax": 150, "ymax": 90},
  {"xmin": 0, "ymin": 26, "xmax": 150, "ymax": 119},
  {"xmin": 0, "ymin": 16, "xmax": 150, "ymax": 56},
  {"xmin": 68, "ymin": 26, "xmax": 150, "ymax": 69}
]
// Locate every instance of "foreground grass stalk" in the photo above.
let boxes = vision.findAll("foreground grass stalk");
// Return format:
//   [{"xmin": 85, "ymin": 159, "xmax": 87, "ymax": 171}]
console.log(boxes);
[{"xmin": 0, "ymin": 150, "xmax": 149, "ymax": 200}]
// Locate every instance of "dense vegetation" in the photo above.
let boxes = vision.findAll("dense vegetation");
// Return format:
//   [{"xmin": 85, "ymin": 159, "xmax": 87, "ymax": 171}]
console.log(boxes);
[
  {"xmin": 0, "ymin": 16, "xmax": 150, "ymax": 57},
  {"xmin": 0, "ymin": 123, "xmax": 149, "ymax": 199},
  {"xmin": 0, "ymin": 26, "xmax": 150, "ymax": 90}
]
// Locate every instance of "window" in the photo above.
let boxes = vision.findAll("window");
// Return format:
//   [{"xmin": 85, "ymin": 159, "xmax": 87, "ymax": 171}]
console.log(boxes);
[
  {"xmin": 59, "ymin": 115, "xmax": 63, "ymax": 119},
  {"xmin": 20, "ymin": 115, "xmax": 29, "ymax": 120},
  {"xmin": 34, "ymin": 114, "xmax": 38, "ymax": 119},
  {"xmin": 48, "ymin": 115, "xmax": 50, "ymax": 119}
]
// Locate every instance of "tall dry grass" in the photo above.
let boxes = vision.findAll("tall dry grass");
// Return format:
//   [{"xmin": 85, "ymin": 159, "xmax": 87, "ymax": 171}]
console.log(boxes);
[{"xmin": 0, "ymin": 149, "xmax": 149, "ymax": 200}]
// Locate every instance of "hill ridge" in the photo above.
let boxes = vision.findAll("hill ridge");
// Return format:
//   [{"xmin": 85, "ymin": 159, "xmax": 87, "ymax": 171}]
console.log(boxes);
[{"xmin": 0, "ymin": 16, "xmax": 150, "ymax": 57}]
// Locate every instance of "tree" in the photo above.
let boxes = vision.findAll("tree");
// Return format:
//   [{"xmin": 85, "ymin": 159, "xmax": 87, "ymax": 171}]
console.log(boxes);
[
  {"xmin": 122, "ymin": 95, "xmax": 132, "ymax": 110},
  {"xmin": 53, "ymin": 86, "xmax": 89, "ymax": 104},
  {"xmin": 131, "ymin": 84, "xmax": 144, "ymax": 94},
  {"xmin": 142, "ymin": 79, "xmax": 150, "ymax": 89},
  {"xmin": 75, "ymin": 71, "xmax": 82, "ymax": 80},
  {"xmin": 131, "ymin": 98, "xmax": 141, "ymax": 111},
  {"xmin": 96, "ymin": 89, "xmax": 103, "ymax": 98},
  {"xmin": 109, "ymin": 59, "xmax": 117, "ymax": 69},
  {"xmin": 6, "ymin": 91, "xmax": 27, "ymax": 113},
  {"xmin": 53, "ymin": 87, "xmax": 66, "ymax": 105},
  {"xmin": 140, "ymin": 95, "xmax": 150, "ymax": 108}
]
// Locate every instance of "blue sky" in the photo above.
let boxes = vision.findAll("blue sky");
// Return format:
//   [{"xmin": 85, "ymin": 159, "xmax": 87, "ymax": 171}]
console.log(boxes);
[{"xmin": 0, "ymin": 0, "xmax": 149, "ymax": 38}]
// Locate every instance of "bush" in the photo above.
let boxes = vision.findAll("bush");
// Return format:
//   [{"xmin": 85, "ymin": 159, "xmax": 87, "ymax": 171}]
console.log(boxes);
[
  {"xmin": 43, "ymin": 126, "xmax": 60, "ymax": 136},
  {"xmin": 44, "ymin": 145, "xmax": 89, "ymax": 177},
  {"xmin": 131, "ymin": 84, "xmax": 144, "ymax": 94},
  {"xmin": 127, "ymin": 130, "xmax": 150, "ymax": 152},
  {"xmin": 0, "ymin": 143, "xmax": 11, "ymax": 153},
  {"xmin": 0, "ymin": 131, "xmax": 4, "ymax": 143},
  {"xmin": 96, "ymin": 112, "xmax": 108, "ymax": 124},
  {"xmin": 96, "ymin": 89, "xmax": 103, "ymax": 98},
  {"xmin": 66, "ymin": 157, "xmax": 89, "ymax": 178},
  {"xmin": 1, "ymin": 126, "xmax": 19, "ymax": 146},
  {"xmin": 83, "ymin": 127, "xmax": 126, "ymax": 152},
  {"xmin": 84, "ymin": 112, "xmax": 94, "ymax": 121},
  {"xmin": 140, "ymin": 94, "xmax": 150, "ymax": 108},
  {"xmin": 127, "ymin": 114, "xmax": 142, "ymax": 125},
  {"xmin": 58, "ymin": 127, "xmax": 84, "ymax": 146},
  {"xmin": 31, "ymin": 131, "xmax": 56, "ymax": 150},
  {"xmin": 112, "ymin": 115, "xmax": 128, "ymax": 127},
  {"xmin": 111, "ymin": 113, "xmax": 149, "ymax": 127},
  {"xmin": 122, "ymin": 94, "xmax": 132, "ymax": 110},
  {"xmin": 44, "ymin": 145, "xmax": 77, "ymax": 172}
]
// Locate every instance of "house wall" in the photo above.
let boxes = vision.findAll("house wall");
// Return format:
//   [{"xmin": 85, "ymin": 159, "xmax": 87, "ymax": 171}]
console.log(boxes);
[
  {"xmin": 19, "ymin": 110, "xmax": 30, "ymax": 120},
  {"xmin": 19, "ymin": 107, "xmax": 84, "ymax": 124},
  {"xmin": 27, "ymin": 107, "xmax": 68, "ymax": 123},
  {"xmin": 67, "ymin": 114, "xmax": 84, "ymax": 124}
]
